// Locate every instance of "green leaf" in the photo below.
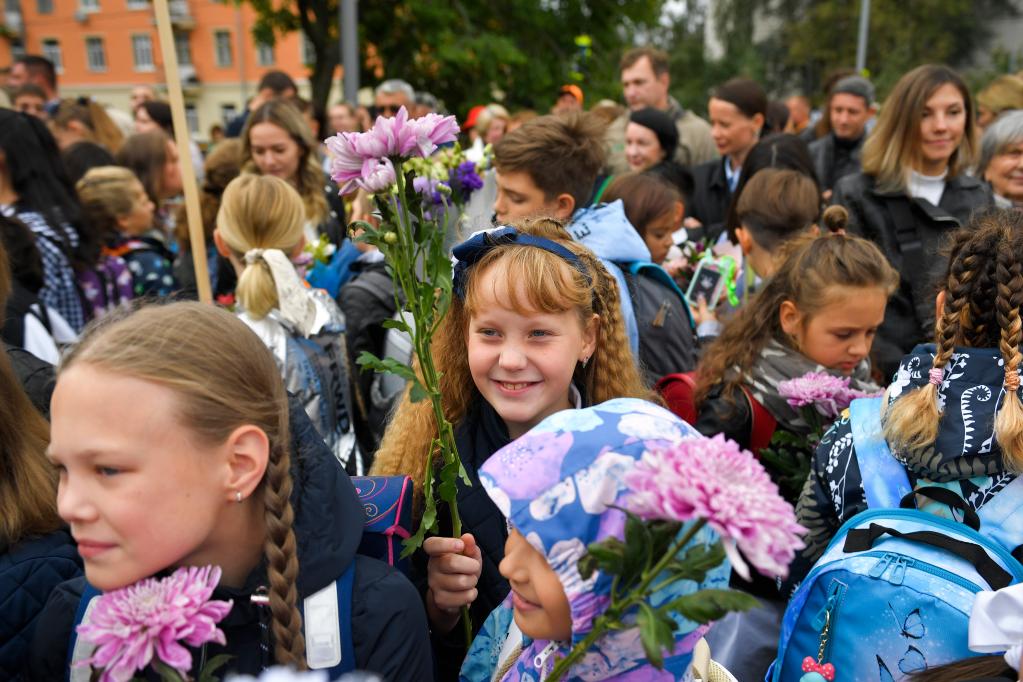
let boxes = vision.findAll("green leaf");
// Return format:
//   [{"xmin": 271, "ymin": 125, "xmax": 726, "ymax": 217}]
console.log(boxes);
[
  {"xmin": 621, "ymin": 512, "xmax": 653, "ymax": 586},
  {"xmin": 381, "ymin": 317, "xmax": 411, "ymax": 332},
  {"xmin": 668, "ymin": 542, "xmax": 727, "ymax": 583},
  {"xmin": 409, "ymin": 382, "xmax": 429, "ymax": 403},
  {"xmin": 151, "ymin": 660, "xmax": 185, "ymax": 682},
  {"xmin": 636, "ymin": 602, "xmax": 674, "ymax": 669},
  {"xmin": 648, "ymin": 520, "xmax": 683, "ymax": 559},
  {"xmin": 356, "ymin": 352, "xmax": 417, "ymax": 383},
  {"xmin": 661, "ymin": 589, "xmax": 760, "ymax": 624},
  {"xmin": 197, "ymin": 655, "xmax": 233, "ymax": 682},
  {"xmin": 580, "ymin": 538, "xmax": 626, "ymax": 578}
]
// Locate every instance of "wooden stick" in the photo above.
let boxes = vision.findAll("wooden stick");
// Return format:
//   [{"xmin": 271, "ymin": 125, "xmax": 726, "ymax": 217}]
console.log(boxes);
[{"xmin": 152, "ymin": 0, "xmax": 212, "ymax": 304}]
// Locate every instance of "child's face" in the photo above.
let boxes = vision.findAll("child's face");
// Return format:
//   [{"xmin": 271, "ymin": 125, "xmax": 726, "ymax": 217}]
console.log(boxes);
[
  {"xmin": 467, "ymin": 264, "xmax": 598, "ymax": 439},
  {"xmin": 641, "ymin": 206, "xmax": 680, "ymax": 265},
  {"xmin": 499, "ymin": 528, "xmax": 572, "ymax": 642},
  {"xmin": 116, "ymin": 179, "xmax": 156, "ymax": 236},
  {"xmin": 780, "ymin": 285, "xmax": 887, "ymax": 375},
  {"xmin": 493, "ymin": 169, "xmax": 572, "ymax": 224},
  {"xmin": 49, "ymin": 364, "xmax": 238, "ymax": 591}
]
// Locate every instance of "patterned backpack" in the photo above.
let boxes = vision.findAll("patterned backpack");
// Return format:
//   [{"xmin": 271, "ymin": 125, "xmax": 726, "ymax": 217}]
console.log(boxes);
[{"xmin": 771, "ymin": 397, "xmax": 1023, "ymax": 681}]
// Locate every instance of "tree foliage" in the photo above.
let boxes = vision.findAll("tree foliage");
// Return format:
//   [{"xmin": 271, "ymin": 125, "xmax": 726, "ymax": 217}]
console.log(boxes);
[{"xmin": 230, "ymin": 0, "xmax": 665, "ymax": 119}]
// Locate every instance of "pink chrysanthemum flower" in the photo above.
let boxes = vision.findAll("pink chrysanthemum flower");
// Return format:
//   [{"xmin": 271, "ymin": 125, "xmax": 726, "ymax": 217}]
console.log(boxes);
[
  {"xmin": 624, "ymin": 434, "xmax": 806, "ymax": 581},
  {"xmin": 76, "ymin": 565, "xmax": 233, "ymax": 682},
  {"xmin": 778, "ymin": 371, "xmax": 862, "ymax": 419}
]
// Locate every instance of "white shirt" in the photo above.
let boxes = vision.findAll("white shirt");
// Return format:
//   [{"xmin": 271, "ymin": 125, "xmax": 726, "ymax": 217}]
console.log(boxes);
[{"xmin": 907, "ymin": 169, "xmax": 947, "ymax": 206}]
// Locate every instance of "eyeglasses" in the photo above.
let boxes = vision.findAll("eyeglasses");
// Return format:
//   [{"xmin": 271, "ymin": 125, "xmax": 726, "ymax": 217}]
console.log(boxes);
[{"xmin": 373, "ymin": 104, "xmax": 402, "ymax": 117}]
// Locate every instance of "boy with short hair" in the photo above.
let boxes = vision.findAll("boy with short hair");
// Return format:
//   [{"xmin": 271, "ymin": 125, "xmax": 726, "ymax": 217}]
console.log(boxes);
[{"xmin": 13, "ymin": 84, "xmax": 48, "ymax": 120}]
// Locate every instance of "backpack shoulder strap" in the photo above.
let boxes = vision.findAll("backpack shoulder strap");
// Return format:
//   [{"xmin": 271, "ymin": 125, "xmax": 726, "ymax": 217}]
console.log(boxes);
[
  {"xmin": 626, "ymin": 261, "xmax": 695, "ymax": 329},
  {"xmin": 739, "ymin": 386, "xmax": 777, "ymax": 454},
  {"xmin": 884, "ymin": 197, "xmax": 939, "ymax": 328},
  {"xmin": 303, "ymin": 561, "xmax": 356, "ymax": 675},
  {"xmin": 66, "ymin": 582, "xmax": 102, "ymax": 682},
  {"xmin": 849, "ymin": 396, "xmax": 912, "ymax": 509}
]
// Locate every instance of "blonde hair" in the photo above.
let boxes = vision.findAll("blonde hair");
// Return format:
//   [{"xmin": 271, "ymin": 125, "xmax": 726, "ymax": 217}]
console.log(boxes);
[
  {"xmin": 696, "ymin": 232, "xmax": 900, "ymax": 406},
  {"xmin": 976, "ymin": 74, "xmax": 1023, "ymax": 118},
  {"xmin": 241, "ymin": 99, "xmax": 328, "ymax": 225},
  {"xmin": 216, "ymin": 174, "xmax": 306, "ymax": 320},
  {"xmin": 176, "ymin": 138, "xmax": 243, "ymax": 250},
  {"xmin": 371, "ymin": 218, "xmax": 649, "ymax": 510},
  {"xmin": 76, "ymin": 166, "xmax": 139, "ymax": 238},
  {"xmin": 62, "ymin": 302, "xmax": 307, "ymax": 666},
  {"xmin": 883, "ymin": 210, "xmax": 1023, "ymax": 469},
  {"xmin": 52, "ymin": 98, "xmax": 125, "ymax": 153},
  {"xmin": 861, "ymin": 64, "xmax": 978, "ymax": 192}
]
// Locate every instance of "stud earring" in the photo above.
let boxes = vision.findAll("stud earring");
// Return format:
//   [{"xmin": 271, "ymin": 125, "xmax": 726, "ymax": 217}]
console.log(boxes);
[
  {"xmin": 235, "ymin": 490, "xmax": 243, "ymax": 504},
  {"xmin": 581, "ymin": 356, "xmax": 589, "ymax": 368}
]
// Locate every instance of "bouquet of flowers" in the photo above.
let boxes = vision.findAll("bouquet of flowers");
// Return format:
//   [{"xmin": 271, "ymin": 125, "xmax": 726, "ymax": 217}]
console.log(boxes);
[
  {"xmin": 405, "ymin": 143, "xmax": 486, "ymax": 212},
  {"xmin": 325, "ymin": 106, "xmax": 473, "ymax": 643},
  {"xmin": 74, "ymin": 565, "xmax": 233, "ymax": 682},
  {"xmin": 548, "ymin": 434, "xmax": 805, "ymax": 680},
  {"xmin": 760, "ymin": 371, "xmax": 881, "ymax": 500}
]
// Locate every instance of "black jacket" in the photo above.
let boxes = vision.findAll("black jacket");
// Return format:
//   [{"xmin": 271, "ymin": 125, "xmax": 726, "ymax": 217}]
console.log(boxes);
[
  {"xmin": 27, "ymin": 399, "xmax": 432, "ymax": 681},
  {"xmin": 2, "ymin": 530, "xmax": 81, "ymax": 681},
  {"xmin": 688, "ymin": 158, "xmax": 733, "ymax": 242},
  {"xmin": 5, "ymin": 343, "xmax": 55, "ymax": 419},
  {"xmin": 808, "ymin": 133, "xmax": 864, "ymax": 192},
  {"xmin": 833, "ymin": 172, "xmax": 992, "ymax": 379}
]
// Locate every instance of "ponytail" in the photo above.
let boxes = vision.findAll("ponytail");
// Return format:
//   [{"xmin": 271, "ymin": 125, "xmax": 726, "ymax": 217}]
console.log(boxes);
[{"xmin": 820, "ymin": 204, "xmax": 848, "ymax": 233}]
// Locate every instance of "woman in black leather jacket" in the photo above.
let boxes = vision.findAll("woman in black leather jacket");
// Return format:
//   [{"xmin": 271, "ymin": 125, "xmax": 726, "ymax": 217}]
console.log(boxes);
[{"xmin": 833, "ymin": 64, "xmax": 992, "ymax": 380}]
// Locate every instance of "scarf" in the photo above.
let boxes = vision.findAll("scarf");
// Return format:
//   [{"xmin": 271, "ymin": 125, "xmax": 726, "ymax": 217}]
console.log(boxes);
[{"xmin": 745, "ymin": 339, "xmax": 880, "ymax": 433}]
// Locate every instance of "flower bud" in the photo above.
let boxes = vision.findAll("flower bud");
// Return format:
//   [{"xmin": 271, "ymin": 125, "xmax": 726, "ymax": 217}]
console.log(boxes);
[{"xmin": 384, "ymin": 231, "xmax": 398, "ymax": 245}]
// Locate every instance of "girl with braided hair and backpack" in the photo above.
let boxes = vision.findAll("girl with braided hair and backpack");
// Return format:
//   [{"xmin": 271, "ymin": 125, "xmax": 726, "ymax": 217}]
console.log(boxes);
[
  {"xmin": 794, "ymin": 209, "xmax": 1023, "ymax": 574},
  {"xmin": 371, "ymin": 217, "xmax": 649, "ymax": 679},
  {"xmin": 27, "ymin": 302, "xmax": 430, "ymax": 678}
]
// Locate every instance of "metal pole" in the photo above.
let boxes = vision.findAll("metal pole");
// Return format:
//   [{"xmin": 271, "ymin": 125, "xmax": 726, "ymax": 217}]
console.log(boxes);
[
  {"xmin": 855, "ymin": 0, "xmax": 871, "ymax": 74},
  {"xmin": 153, "ymin": 0, "xmax": 212, "ymax": 303},
  {"xmin": 341, "ymin": 0, "xmax": 359, "ymax": 104},
  {"xmin": 236, "ymin": 5, "xmax": 248, "ymax": 105}
]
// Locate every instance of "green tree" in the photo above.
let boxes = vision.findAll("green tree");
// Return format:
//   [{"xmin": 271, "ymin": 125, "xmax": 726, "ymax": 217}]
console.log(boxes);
[{"xmin": 229, "ymin": 0, "xmax": 665, "ymax": 118}]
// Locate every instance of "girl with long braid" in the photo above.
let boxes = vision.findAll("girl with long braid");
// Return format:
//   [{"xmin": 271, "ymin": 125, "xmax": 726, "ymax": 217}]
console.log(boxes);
[
  {"xmin": 794, "ymin": 209, "xmax": 1023, "ymax": 580},
  {"xmin": 27, "ymin": 303, "xmax": 430, "ymax": 677},
  {"xmin": 371, "ymin": 218, "xmax": 649, "ymax": 678}
]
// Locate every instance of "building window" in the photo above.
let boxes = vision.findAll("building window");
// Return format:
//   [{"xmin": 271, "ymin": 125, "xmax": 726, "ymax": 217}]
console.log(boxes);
[
  {"xmin": 214, "ymin": 30, "xmax": 232, "ymax": 67},
  {"xmin": 126, "ymin": 0, "xmax": 149, "ymax": 8},
  {"xmin": 41, "ymin": 38, "xmax": 62, "ymax": 73},
  {"xmin": 132, "ymin": 34, "xmax": 154, "ymax": 71},
  {"xmin": 184, "ymin": 104, "xmax": 199, "ymax": 135},
  {"xmin": 256, "ymin": 41, "xmax": 274, "ymax": 66},
  {"xmin": 85, "ymin": 36, "xmax": 106, "ymax": 72},
  {"xmin": 36, "ymin": 0, "xmax": 53, "ymax": 13},
  {"xmin": 220, "ymin": 103, "xmax": 237, "ymax": 124},
  {"xmin": 301, "ymin": 34, "xmax": 315, "ymax": 65},
  {"xmin": 174, "ymin": 32, "xmax": 192, "ymax": 66},
  {"xmin": 79, "ymin": 0, "xmax": 99, "ymax": 11}
]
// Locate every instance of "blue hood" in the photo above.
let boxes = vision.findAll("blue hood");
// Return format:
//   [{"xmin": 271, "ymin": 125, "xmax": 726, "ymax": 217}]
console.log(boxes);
[
  {"xmin": 886, "ymin": 344, "xmax": 1022, "ymax": 480},
  {"xmin": 567, "ymin": 201, "xmax": 651, "ymax": 264},
  {"xmin": 460, "ymin": 398, "xmax": 728, "ymax": 681}
]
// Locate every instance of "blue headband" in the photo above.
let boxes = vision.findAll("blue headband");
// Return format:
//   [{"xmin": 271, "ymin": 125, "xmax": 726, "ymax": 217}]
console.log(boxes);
[{"xmin": 451, "ymin": 226, "xmax": 591, "ymax": 300}]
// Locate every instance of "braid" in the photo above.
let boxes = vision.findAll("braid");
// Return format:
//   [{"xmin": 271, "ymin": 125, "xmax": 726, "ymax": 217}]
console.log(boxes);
[
  {"xmin": 994, "ymin": 234, "xmax": 1023, "ymax": 469},
  {"xmin": 884, "ymin": 247, "xmax": 974, "ymax": 453},
  {"xmin": 262, "ymin": 430, "xmax": 307, "ymax": 667},
  {"xmin": 576, "ymin": 250, "xmax": 650, "ymax": 402}
]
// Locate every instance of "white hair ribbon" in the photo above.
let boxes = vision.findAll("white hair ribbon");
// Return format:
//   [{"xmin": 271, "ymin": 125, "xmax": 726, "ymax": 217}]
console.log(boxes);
[
  {"xmin": 243, "ymin": 248, "xmax": 317, "ymax": 336},
  {"xmin": 969, "ymin": 583, "xmax": 1023, "ymax": 671}
]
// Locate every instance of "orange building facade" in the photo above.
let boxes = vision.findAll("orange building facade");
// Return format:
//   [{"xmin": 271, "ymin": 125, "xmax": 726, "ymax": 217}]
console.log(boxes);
[{"xmin": 2, "ymin": 0, "xmax": 342, "ymax": 141}]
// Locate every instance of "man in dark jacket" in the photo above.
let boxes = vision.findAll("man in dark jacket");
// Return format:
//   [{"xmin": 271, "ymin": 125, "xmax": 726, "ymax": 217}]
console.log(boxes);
[
  {"xmin": 809, "ymin": 76, "xmax": 877, "ymax": 195},
  {"xmin": 27, "ymin": 399, "xmax": 432, "ymax": 680}
]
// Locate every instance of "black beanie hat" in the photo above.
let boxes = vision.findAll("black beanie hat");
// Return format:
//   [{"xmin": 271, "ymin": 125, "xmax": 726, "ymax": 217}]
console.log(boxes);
[{"xmin": 629, "ymin": 107, "xmax": 679, "ymax": 157}]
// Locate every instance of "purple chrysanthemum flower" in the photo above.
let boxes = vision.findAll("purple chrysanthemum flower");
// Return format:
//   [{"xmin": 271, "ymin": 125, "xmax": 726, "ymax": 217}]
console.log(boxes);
[
  {"xmin": 778, "ymin": 371, "xmax": 873, "ymax": 419},
  {"xmin": 76, "ymin": 565, "xmax": 233, "ymax": 682},
  {"xmin": 624, "ymin": 434, "xmax": 806, "ymax": 580},
  {"xmin": 450, "ymin": 161, "xmax": 484, "ymax": 201}
]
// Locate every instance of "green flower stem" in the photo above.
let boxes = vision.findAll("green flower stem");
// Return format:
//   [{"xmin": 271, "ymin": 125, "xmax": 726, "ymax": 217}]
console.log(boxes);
[
  {"xmin": 546, "ymin": 519, "xmax": 708, "ymax": 681},
  {"xmin": 389, "ymin": 164, "xmax": 472, "ymax": 647}
]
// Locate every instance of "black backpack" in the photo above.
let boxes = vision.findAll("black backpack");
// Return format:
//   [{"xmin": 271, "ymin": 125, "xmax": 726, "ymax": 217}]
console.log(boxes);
[{"xmin": 620, "ymin": 261, "xmax": 699, "ymax": 383}]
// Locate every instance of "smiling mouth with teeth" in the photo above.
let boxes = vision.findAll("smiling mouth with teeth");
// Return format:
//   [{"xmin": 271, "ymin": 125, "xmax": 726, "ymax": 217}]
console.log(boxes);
[{"xmin": 500, "ymin": 381, "xmax": 534, "ymax": 390}]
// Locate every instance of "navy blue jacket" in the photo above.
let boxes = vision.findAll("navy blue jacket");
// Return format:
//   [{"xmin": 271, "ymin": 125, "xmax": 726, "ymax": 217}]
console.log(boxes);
[
  {"xmin": 1, "ymin": 530, "xmax": 81, "ymax": 680},
  {"xmin": 27, "ymin": 400, "xmax": 432, "ymax": 680}
]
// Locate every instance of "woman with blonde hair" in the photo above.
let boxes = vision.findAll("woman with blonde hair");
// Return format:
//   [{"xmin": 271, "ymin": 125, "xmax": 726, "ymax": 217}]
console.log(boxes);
[
  {"xmin": 215, "ymin": 174, "xmax": 361, "ymax": 474},
  {"xmin": 49, "ymin": 98, "xmax": 124, "ymax": 153},
  {"xmin": 833, "ymin": 64, "xmax": 993, "ymax": 379},
  {"xmin": 241, "ymin": 100, "xmax": 355, "ymax": 295},
  {"xmin": 371, "ymin": 218, "xmax": 650, "ymax": 678},
  {"xmin": 976, "ymin": 74, "xmax": 1023, "ymax": 130}
]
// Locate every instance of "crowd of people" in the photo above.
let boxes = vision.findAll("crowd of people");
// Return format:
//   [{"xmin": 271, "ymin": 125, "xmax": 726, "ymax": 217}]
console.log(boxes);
[{"xmin": 3, "ymin": 42, "xmax": 1023, "ymax": 682}]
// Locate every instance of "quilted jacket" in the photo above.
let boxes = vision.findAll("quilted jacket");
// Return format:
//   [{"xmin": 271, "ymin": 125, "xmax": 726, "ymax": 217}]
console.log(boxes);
[{"xmin": 0, "ymin": 529, "xmax": 82, "ymax": 680}]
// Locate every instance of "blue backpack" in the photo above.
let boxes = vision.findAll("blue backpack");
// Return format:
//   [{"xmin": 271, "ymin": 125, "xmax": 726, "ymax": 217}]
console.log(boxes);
[
  {"xmin": 66, "ymin": 475, "xmax": 413, "ymax": 680},
  {"xmin": 771, "ymin": 397, "xmax": 1023, "ymax": 681}
]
